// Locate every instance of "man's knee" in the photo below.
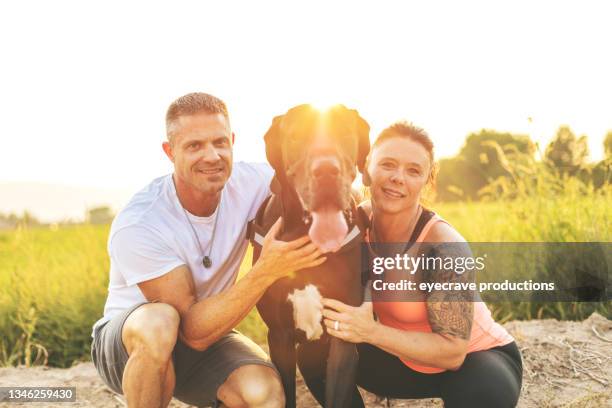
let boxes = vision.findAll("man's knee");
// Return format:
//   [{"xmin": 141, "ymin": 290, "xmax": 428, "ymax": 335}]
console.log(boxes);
[
  {"xmin": 218, "ymin": 365, "xmax": 284, "ymax": 408},
  {"xmin": 122, "ymin": 303, "xmax": 180, "ymax": 362}
]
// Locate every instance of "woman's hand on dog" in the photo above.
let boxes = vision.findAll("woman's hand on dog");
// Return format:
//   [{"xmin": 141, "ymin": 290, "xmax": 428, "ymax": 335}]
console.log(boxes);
[
  {"xmin": 257, "ymin": 217, "xmax": 327, "ymax": 281},
  {"xmin": 322, "ymin": 298, "xmax": 378, "ymax": 343}
]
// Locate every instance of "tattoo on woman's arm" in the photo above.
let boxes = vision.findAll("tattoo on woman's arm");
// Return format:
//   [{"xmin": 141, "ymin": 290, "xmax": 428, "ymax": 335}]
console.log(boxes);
[{"xmin": 425, "ymin": 244, "xmax": 475, "ymax": 340}]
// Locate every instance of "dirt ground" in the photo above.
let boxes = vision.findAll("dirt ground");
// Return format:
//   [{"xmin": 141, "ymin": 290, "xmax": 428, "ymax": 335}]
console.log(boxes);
[{"xmin": 0, "ymin": 313, "xmax": 609, "ymax": 408}]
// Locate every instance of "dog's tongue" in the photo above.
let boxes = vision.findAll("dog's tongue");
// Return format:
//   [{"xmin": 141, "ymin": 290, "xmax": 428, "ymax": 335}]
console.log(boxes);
[{"xmin": 309, "ymin": 209, "xmax": 348, "ymax": 253}]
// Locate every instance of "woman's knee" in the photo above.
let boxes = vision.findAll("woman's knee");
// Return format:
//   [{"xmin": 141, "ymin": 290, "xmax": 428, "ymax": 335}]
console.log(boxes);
[
  {"xmin": 443, "ymin": 384, "xmax": 520, "ymax": 408},
  {"xmin": 441, "ymin": 352, "xmax": 521, "ymax": 408}
]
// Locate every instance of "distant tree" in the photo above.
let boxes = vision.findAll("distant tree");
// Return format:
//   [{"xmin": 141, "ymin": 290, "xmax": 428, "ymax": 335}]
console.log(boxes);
[
  {"xmin": 436, "ymin": 157, "xmax": 480, "ymax": 201},
  {"xmin": 544, "ymin": 126, "xmax": 589, "ymax": 176},
  {"xmin": 0, "ymin": 213, "xmax": 12, "ymax": 229},
  {"xmin": 436, "ymin": 130, "xmax": 536, "ymax": 200},
  {"xmin": 604, "ymin": 131, "xmax": 612, "ymax": 159},
  {"xmin": 8, "ymin": 213, "xmax": 19, "ymax": 225},
  {"xmin": 0, "ymin": 211, "xmax": 41, "ymax": 228},
  {"xmin": 590, "ymin": 157, "xmax": 612, "ymax": 189},
  {"xmin": 87, "ymin": 206, "xmax": 114, "ymax": 224},
  {"xmin": 21, "ymin": 211, "xmax": 40, "ymax": 226},
  {"xmin": 459, "ymin": 130, "xmax": 536, "ymax": 159}
]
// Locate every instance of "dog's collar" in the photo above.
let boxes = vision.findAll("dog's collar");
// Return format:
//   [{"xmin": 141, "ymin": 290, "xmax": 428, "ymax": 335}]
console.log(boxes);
[
  {"xmin": 250, "ymin": 223, "xmax": 361, "ymax": 253},
  {"xmin": 247, "ymin": 199, "xmax": 364, "ymax": 255}
]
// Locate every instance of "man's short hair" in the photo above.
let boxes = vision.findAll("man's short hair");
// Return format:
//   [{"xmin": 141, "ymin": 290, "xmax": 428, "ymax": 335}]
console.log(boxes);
[{"xmin": 166, "ymin": 92, "xmax": 230, "ymax": 142}]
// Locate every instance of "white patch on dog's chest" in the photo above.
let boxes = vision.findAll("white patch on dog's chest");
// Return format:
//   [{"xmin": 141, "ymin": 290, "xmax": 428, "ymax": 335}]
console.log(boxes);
[{"xmin": 287, "ymin": 284, "xmax": 324, "ymax": 340}]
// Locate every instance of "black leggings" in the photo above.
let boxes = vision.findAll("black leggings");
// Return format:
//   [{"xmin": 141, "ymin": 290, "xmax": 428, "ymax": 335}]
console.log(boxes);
[{"xmin": 356, "ymin": 341, "xmax": 523, "ymax": 408}]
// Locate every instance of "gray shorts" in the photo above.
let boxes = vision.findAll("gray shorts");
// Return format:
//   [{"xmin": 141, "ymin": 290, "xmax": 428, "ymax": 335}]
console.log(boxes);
[{"xmin": 91, "ymin": 302, "xmax": 276, "ymax": 407}]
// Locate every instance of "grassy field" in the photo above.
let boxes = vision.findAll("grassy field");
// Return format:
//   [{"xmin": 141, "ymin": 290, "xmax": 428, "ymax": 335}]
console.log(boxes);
[{"xmin": 0, "ymin": 189, "xmax": 610, "ymax": 368}]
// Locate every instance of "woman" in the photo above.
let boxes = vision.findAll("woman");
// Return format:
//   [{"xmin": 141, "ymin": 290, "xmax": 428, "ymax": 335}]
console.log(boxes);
[{"xmin": 321, "ymin": 122, "xmax": 522, "ymax": 407}]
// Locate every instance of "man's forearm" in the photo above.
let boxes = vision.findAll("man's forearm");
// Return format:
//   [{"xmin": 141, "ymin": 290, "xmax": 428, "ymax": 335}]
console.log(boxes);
[{"xmin": 179, "ymin": 263, "xmax": 275, "ymax": 350}]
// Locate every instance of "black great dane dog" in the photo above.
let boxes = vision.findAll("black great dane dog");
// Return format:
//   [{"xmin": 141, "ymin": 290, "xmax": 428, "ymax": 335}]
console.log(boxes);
[{"xmin": 248, "ymin": 104, "xmax": 370, "ymax": 407}]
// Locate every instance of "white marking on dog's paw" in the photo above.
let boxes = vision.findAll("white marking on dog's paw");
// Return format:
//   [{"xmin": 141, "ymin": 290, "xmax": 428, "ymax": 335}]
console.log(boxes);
[{"xmin": 287, "ymin": 284, "xmax": 324, "ymax": 340}]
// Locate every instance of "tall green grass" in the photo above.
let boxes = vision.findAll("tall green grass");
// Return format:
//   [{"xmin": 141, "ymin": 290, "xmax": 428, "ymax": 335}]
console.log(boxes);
[
  {"xmin": 432, "ymin": 182, "xmax": 611, "ymax": 243},
  {"xmin": 0, "ymin": 225, "xmax": 109, "ymax": 367},
  {"xmin": 0, "ymin": 186, "xmax": 609, "ymax": 367},
  {"xmin": 0, "ymin": 225, "xmax": 266, "ymax": 368},
  {"xmin": 431, "ymin": 184, "xmax": 611, "ymax": 323}
]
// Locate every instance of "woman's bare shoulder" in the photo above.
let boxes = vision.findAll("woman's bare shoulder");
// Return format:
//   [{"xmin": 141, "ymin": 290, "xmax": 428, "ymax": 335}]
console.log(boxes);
[{"xmin": 425, "ymin": 216, "xmax": 466, "ymax": 243}]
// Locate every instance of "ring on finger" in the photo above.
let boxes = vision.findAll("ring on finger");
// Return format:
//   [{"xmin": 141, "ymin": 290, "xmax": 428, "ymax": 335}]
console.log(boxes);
[{"xmin": 334, "ymin": 320, "xmax": 340, "ymax": 331}]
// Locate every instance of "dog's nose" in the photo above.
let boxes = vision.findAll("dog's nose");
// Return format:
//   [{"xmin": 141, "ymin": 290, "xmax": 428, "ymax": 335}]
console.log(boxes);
[{"xmin": 311, "ymin": 157, "xmax": 340, "ymax": 178}]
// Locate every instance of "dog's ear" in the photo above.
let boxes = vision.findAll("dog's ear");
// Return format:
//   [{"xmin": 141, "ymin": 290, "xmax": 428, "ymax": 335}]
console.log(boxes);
[
  {"xmin": 264, "ymin": 114, "xmax": 290, "ymax": 194},
  {"xmin": 355, "ymin": 114, "xmax": 371, "ymax": 174},
  {"xmin": 264, "ymin": 114, "xmax": 285, "ymax": 174}
]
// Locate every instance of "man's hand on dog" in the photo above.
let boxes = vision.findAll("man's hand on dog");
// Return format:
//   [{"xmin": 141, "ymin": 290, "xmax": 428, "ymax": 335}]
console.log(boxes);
[{"xmin": 256, "ymin": 217, "xmax": 327, "ymax": 281}]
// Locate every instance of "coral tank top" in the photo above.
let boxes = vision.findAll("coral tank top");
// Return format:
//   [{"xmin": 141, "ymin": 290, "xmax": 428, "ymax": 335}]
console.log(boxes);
[{"xmin": 370, "ymin": 212, "xmax": 514, "ymax": 374}]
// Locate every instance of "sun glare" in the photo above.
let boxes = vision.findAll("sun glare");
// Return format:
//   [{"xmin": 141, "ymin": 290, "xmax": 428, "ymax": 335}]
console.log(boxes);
[{"xmin": 310, "ymin": 99, "xmax": 339, "ymax": 114}]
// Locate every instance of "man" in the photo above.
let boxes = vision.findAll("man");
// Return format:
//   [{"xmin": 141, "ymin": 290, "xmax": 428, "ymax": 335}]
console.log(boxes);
[{"xmin": 91, "ymin": 92, "xmax": 325, "ymax": 408}]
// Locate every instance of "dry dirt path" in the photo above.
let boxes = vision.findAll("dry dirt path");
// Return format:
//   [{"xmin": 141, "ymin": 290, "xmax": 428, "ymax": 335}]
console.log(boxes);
[{"xmin": 1, "ymin": 314, "xmax": 609, "ymax": 407}]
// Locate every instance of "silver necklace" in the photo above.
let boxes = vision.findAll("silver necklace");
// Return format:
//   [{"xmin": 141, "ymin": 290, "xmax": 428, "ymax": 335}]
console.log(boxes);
[{"xmin": 172, "ymin": 177, "xmax": 220, "ymax": 268}]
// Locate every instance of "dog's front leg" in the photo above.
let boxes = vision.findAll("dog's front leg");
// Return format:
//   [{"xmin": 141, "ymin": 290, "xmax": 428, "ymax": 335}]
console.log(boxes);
[
  {"xmin": 296, "ymin": 338, "xmax": 328, "ymax": 406},
  {"xmin": 268, "ymin": 328, "xmax": 297, "ymax": 408},
  {"xmin": 325, "ymin": 337, "xmax": 363, "ymax": 408}
]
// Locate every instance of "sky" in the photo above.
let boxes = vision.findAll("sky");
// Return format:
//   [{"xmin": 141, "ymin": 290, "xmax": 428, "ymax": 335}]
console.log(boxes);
[{"xmin": 1, "ymin": 1, "xmax": 611, "ymax": 219}]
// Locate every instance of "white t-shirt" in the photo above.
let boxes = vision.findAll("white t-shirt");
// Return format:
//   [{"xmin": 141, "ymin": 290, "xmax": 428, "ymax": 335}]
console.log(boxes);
[{"xmin": 92, "ymin": 162, "xmax": 273, "ymax": 336}]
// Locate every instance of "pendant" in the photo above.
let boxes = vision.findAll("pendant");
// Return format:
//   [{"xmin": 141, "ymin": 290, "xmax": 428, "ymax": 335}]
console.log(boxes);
[{"xmin": 203, "ymin": 256, "xmax": 212, "ymax": 268}]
